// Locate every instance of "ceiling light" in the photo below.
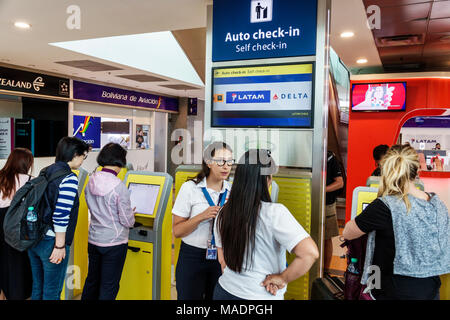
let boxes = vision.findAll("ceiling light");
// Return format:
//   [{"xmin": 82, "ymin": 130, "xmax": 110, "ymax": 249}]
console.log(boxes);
[
  {"xmin": 14, "ymin": 21, "xmax": 31, "ymax": 29},
  {"xmin": 357, "ymin": 58, "xmax": 368, "ymax": 64},
  {"xmin": 340, "ymin": 31, "xmax": 354, "ymax": 38}
]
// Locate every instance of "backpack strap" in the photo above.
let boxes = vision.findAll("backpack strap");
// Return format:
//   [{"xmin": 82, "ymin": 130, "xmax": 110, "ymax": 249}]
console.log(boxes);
[{"xmin": 47, "ymin": 169, "xmax": 72, "ymax": 182}]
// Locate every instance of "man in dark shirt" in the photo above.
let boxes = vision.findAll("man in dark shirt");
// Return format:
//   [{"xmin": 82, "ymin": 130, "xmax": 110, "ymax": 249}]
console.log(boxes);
[
  {"xmin": 371, "ymin": 144, "xmax": 389, "ymax": 176},
  {"xmin": 324, "ymin": 151, "xmax": 344, "ymax": 272}
]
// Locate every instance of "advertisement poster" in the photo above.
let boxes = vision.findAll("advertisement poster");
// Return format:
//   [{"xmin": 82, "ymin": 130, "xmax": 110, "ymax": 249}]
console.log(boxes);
[
  {"xmin": 136, "ymin": 124, "xmax": 150, "ymax": 149},
  {"xmin": 0, "ymin": 118, "xmax": 13, "ymax": 159},
  {"xmin": 352, "ymin": 83, "xmax": 406, "ymax": 111},
  {"xmin": 73, "ymin": 115, "xmax": 101, "ymax": 149},
  {"xmin": 212, "ymin": 63, "xmax": 313, "ymax": 127}
]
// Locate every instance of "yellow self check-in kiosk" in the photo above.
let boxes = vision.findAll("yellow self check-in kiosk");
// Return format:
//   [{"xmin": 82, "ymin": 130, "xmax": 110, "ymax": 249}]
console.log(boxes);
[
  {"xmin": 351, "ymin": 186, "xmax": 379, "ymax": 219},
  {"xmin": 366, "ymin": 176, "xmax": 425, "ymax": 191},
  {"xmin": 116, "ymin": 171, "xmax": 173, "ymax": 300},
  {"xmin": 61, "ymin": 168, "xmax": 89, "ymax": 300}
]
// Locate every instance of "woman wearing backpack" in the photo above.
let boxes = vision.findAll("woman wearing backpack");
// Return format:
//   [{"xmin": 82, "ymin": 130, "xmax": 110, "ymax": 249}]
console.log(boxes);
[
  {"xmin": 27, "ymin": 137, "xmax": 89, "ymax": 300},
  {"xmin": 213, "ymin": 149, "xmax": 319, "ymax": 300},
  {"xmin": 0, "ymin": 148, "xmax": 34, "ymax": 300},
  {"xmin": 81, "ymin": 143, "xmax": 135, "ymax": 300},
  {"xmin": 343, "ymin": 144, "xmax": 450, "ymax": 300}
]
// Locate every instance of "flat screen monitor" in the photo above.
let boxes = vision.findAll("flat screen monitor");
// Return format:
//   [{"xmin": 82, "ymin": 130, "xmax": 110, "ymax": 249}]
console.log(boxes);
[
  {"xmin": 128, "ymin": 183, "xmax": 160, "ymax": 216},
  {"xmin": 351, "ymin": 82, "xmax": 406, "ymax": 112},
  {"xmin": 211, "ymin": 63, "xmax": 314, "ymax": 128}
]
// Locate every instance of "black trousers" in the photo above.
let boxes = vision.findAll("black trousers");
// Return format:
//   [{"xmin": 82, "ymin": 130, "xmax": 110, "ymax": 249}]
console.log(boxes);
[
  {"xmin": 374, "ymin": 274, "xmax": 441, "ymax": 300},
  {"xmin": 81, "ymin": 243, "xmax": 128, "ymax": 300},
  {"xmin": 175, "ymin": 241, "xmax": 221, "ymax": 300},
  {"xmin": 0, "ymin": 207, "xmax": 32, "ymax": 300}
]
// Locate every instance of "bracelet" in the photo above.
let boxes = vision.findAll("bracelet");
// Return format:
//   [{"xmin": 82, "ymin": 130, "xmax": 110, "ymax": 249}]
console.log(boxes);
[{"xmin": 54, "ymin": 245, "xmax": 65, "ymax": 249}]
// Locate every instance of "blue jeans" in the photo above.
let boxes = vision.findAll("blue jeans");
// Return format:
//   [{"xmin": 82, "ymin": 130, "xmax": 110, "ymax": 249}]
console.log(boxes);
[{"xmin": 28, "ymin": 236, "xmax": 70, "ymax": 300}]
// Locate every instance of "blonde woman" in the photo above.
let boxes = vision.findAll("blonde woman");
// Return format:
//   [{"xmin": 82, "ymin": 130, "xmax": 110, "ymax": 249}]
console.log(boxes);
[{"xmin": 343, "ymin": 144, "xmax": 449, "ymax": 300}]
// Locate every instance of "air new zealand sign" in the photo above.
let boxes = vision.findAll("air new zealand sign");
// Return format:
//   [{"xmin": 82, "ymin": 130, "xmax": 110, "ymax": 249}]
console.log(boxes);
[{"xmin": 0, "ymin": 66, "xmax": 70, "ymax": 98}]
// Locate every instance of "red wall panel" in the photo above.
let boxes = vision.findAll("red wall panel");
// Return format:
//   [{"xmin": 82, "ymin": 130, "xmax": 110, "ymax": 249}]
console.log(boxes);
[{"xmin": 345, "ymin": 78, "xmax": 450, "ymax": 221}]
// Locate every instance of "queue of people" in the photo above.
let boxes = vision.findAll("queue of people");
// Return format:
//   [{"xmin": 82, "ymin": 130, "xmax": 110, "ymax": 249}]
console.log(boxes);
[
  {"xmin": 0, "ymin": 138, "xmax": 135, "ymax": 300},
  {"xmin": 0, "ymin": 139, "xmax": 448, "ymax": 301}
]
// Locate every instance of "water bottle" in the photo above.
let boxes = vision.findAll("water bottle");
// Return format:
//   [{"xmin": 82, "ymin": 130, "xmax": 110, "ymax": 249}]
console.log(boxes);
[
  {"xmin": 347, "ymin": 258, "xmax": 360, "ymax": 274},
  {"xmin": 26, "ymin": 206, "xmax": 38, "ymax": 240}
]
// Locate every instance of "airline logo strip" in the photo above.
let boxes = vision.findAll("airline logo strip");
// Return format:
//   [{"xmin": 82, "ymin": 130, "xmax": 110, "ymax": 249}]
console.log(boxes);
[{"xmin": 213, "ymin": 64, "xmax": 313, "ymax": 112}]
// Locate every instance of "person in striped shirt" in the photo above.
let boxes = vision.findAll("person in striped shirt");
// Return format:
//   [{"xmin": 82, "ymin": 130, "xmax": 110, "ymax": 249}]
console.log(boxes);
[{"xmin": 28, "ymin": 137, "xmax": 89, "ymax": 300}]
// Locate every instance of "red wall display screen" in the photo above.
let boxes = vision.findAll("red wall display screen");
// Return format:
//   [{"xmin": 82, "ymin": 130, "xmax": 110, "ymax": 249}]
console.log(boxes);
[{"xmin": 351, "ymin": 82, "xmax": 406, "ymax": 111}]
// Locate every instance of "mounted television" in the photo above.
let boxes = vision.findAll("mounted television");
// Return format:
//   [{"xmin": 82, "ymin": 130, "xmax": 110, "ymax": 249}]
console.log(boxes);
[
  {"xmin": 211, "ymin": 63, "xmax": 315, "ymax": 128},
  {"xmin": 351, "ymin": 82, "xmax": 406, "ymax": 112}
]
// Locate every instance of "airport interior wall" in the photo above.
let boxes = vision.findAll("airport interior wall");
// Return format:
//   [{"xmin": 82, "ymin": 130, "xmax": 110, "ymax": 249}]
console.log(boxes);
[{"xmin": 346, "ymin": 78, "xmax": 450, "ymax": 221}]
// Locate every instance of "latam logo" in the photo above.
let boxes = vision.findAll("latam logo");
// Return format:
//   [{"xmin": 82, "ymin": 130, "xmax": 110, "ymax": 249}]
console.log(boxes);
[
  {"xmin": 226, "ymin": 90, "xmax": 270, "ymax": 103},
  {"xmin": 273, "ymin": 92, "xmax": 309, "ymax": 100}
]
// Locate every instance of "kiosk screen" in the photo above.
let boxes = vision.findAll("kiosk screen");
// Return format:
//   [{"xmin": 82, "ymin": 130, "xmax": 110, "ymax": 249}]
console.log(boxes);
[
  {"xmin": 362, "ymin": 202, "xmax": 369, "ymax": 211},
  {"xmin": 128, "ymin": 183, "xmax": 160, "ymax": 216}
]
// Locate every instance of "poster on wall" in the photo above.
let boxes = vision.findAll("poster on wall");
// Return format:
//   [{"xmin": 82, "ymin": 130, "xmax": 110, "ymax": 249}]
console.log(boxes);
[
  {"xmin": 136, "ymin": 124, "xmax": 150, "ymax": 149},
  {"xmin": 188, "ymin": 98, "xmax": 198, "ymax": 116},
  {"xmin": 101, "ymin": 118, "xmax": 131, "ymax": 149},
  {"xmin": 0, "ymin": 118, "xmax": 13, "ymax": 159},
  {"xmin": 73, "ymin": 115, "xmax": 101, "ymax": 149},
  {"xmin": 14, "ymin": 119, "xmax": 34, "ymax": 155}
]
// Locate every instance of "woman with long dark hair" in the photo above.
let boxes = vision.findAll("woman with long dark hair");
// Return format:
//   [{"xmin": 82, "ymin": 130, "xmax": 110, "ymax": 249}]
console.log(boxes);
[
  {"xmin": 213, "ymin": 149, "xmax": 319, "ymax": 300},
  {"xmin": 0, "ymin": 148, "xmax": 34, "ymax": 300},
  {"xmin": 172, "ymin": 142, "xmax": 233, "ymax": 300}
]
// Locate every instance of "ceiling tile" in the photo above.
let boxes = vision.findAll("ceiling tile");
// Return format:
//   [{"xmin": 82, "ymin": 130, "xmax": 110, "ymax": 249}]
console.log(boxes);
[
  {"xmin": 116, "ymin": 74, "xmax": 168, "ymax": 82},
  {"xmin": 55, "ymin": 60, "xmax": 122, "ymax": 72},
  {"xmin": 159, "ymin": 84, "xmax": 199, "ymax": 90},
  {"xmin": 377, "ymin": 3, "xmax": 432, "ymax": 24},
  {"xmin": 364, "ymin": 0, "xmax": 433, "ymax": 7}
]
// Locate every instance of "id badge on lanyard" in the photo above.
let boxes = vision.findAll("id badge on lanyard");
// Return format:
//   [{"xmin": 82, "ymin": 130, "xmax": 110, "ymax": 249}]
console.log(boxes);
[{"xmin": 201, "ymin": 187, "xmax": 227, "ymax": 260}]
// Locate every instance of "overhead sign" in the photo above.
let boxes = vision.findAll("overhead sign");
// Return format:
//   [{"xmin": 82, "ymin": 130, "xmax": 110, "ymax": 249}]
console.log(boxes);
[
  {"xmin": 73, "ymin": 81, "xmax": 178, "ymax": 112},
  {"xmin": 0, "ymin": 66, "xmax": 70, "ymax": 98},
  {"xmin": 73, "ymin": 115, "xmax": 101, "ymax": 149},
  {"xmin": 212, "ymin": 0, "xmax": 317, "ymax": 61}
]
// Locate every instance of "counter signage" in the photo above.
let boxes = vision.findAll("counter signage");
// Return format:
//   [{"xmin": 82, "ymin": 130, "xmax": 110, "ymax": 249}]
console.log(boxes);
[
  {"xmin": 212, "ymin": 0, "xmax": 317, "ymax": 61},
  {"xmin": 73, "ymin": 115, "xmax": 101, "ymax": 148},
  {"xmin": 73, "ymin": 81, "xmax": 178, "ymax": 112},
  {"xmin": 0, "ymin": 118, "xmax": 13, "ymax": 159},
  {"xmin": 0, "ymin": 66, "xmax": 70, "ymax": 98}
]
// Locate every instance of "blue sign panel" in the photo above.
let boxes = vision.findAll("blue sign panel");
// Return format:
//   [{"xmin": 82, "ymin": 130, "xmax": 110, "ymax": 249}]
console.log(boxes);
[
  {"xmin": 212, "ymin": 0, "xmax": 317, "ymax": 61},
  {"xmin": 73, "ymin": 115, "xmax": 101, "ymax": 149}
]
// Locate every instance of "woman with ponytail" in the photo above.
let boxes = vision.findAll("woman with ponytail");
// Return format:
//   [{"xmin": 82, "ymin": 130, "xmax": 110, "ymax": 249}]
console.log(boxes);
[
  {"xmin": 213, "ymin": 149, "xmax": 319, "ymax": 300},
  {"xmin": 344, "ymin": 144, "xmax": 449, "ymax": 300},
  {"xmin": 172, "ymin": 142, "xmax": 233, "ymax": 300}
]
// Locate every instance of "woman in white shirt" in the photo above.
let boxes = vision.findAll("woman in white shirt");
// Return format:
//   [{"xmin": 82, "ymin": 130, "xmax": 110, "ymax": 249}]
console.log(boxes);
[
  {"xmin": 214, "ymin": 149, "xmax": 319, "ymax": 300},
  {"xmin": 172, "ymin": 142, "xmax": 233, "ymax": 300},
  {"xmin": 0, "ymin": 148, "xmax": 34, "ymax": 300}
]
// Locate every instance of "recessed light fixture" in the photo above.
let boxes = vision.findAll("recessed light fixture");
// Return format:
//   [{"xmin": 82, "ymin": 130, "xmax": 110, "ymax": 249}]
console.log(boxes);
[
  {"xmin": 340, "ymin": 31, "xmax": 354, "ymax": 38},
  {"xmin": 357, "ymin": 58, "xmax": 368, "ymax": 64},
  {"xmin": 14, "ymin": 21, "xmax": 31, "ymax": 29}
]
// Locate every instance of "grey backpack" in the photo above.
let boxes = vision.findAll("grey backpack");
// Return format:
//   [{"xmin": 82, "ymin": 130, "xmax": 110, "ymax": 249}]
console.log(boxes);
[{"xmin": 3, "ymin": 167, "xmax": 71, "ymax": 251}]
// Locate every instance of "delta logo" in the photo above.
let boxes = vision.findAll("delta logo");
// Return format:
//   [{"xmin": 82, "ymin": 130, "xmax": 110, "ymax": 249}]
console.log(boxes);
[
  {"xmin": 273, "ymin": 92, "xmax": 309, "ymax": 100},
  {"xmin": 226, "ymin": 90, "xmax": 270, "ymax": 104}
]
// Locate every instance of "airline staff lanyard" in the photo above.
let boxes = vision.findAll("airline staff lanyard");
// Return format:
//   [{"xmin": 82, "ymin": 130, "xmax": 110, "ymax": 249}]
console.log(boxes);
[{"xmin": 201, "ymin": 187, "xmax": 227, "ymax": 260}]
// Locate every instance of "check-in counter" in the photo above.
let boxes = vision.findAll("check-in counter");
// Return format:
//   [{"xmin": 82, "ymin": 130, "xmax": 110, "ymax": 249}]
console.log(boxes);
[{"xmin": 116, "ymin": 171, "xmax": 173, "ymax": 300}]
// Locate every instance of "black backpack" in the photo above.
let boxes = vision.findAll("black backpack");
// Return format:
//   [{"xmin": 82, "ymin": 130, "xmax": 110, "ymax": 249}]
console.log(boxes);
[{"xmin": 3, "ymin": 167, "xmax": 71, "ymax": 252}]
